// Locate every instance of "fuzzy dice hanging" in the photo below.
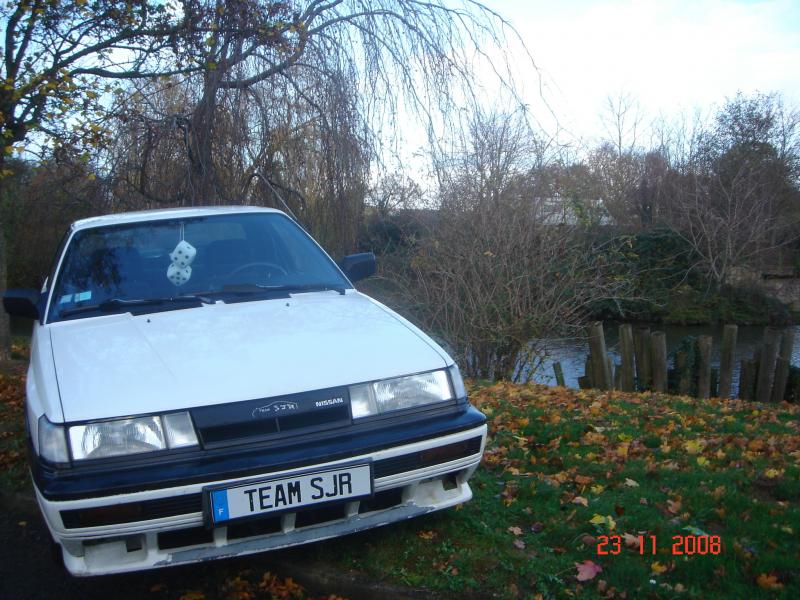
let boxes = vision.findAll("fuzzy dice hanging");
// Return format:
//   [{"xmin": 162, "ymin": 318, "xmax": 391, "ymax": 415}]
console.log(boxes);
[{"xmin": 167, "ymin": 240, "xmax": 196, "ymax": 286}]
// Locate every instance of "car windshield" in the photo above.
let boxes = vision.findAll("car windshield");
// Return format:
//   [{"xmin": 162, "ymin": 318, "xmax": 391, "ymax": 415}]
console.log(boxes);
[{"xmin": 48, "ymin": 212, "xmax": 350, "ymax": 322}]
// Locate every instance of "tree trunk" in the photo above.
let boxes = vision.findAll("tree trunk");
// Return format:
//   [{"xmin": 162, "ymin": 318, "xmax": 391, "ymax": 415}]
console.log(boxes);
[
  {"xmin": 188, "ymin": 70, "xmax": 223, "ymax": 205},
  {"xmin": 0, "ymin": 162, "xmax": 12, "ymax": 360},
  {"xmin": 0, "ymin": 220, "xmax": 10, "ymax": 361}
]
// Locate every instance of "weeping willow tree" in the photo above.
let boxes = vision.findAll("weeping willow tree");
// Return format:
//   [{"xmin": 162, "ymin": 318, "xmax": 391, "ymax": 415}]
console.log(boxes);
[
  {"xmin": 101, "ymin": 0, "xmax": 530, "ymax": 254},
  {"xmin": 1, "ymin": 0, "xmax": 532, "ymax": 354}
]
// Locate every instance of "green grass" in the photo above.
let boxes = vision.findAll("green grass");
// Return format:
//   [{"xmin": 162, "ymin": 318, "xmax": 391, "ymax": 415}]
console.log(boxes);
[{"xmin": 310, "ymin": 383, "xmax": 800, "ymax": 599}]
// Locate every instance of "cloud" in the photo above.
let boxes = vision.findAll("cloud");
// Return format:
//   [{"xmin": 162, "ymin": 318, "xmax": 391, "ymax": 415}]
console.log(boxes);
[{"xmin": 485, "ymin": 0, "xmax": 800, "ymax": 140}]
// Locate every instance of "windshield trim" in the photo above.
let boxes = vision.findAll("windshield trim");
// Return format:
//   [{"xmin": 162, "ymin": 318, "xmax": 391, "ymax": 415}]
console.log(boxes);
[{"xmin": 44, "ymin": 211, "xmax": 353, "ymax": 324}]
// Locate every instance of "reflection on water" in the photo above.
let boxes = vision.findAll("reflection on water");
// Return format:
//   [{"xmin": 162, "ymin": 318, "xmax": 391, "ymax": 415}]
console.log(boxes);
[{"xmin": 528, "ymin": 324, "xmax": 800, "ymax": 396}]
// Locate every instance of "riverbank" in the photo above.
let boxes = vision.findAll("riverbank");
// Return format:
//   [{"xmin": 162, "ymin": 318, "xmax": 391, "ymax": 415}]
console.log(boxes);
[
  {"xmin": 2, "ymin": 373, "xmax": 798, "ymax": 598},
  {"xmin": 592, "ymin": 283, "xmax": 800, "ymax": 328}
]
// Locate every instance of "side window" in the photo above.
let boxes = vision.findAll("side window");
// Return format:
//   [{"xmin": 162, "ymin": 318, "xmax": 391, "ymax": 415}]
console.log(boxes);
[{"xmin": 268, "ymin": 218, "xmax": 329, "ymax": 276}]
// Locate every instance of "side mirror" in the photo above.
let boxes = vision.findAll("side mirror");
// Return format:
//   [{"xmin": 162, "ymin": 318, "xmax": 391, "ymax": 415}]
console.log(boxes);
[
  {"xmin": 339, "ymin": 252, "xmax": 376, "ymax": 283},
  {"xmin": 3, "ymin": 288, "xmax": 41, "ymax": 320}
]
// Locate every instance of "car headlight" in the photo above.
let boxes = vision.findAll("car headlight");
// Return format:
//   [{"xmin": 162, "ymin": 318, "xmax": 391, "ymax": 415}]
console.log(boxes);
[
  {"xmin": 68, "ymin": 411, "xmax": 198, "ymax": 461},
  {"xmin": 350, "ymin": 368, "xmax": 459, "ymax": 419}
]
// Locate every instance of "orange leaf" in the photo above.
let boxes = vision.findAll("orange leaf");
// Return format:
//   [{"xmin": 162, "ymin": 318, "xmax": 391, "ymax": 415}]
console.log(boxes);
[{"xmin": 756, "ymin": 573, "xmax": 783, "ymax": 590}]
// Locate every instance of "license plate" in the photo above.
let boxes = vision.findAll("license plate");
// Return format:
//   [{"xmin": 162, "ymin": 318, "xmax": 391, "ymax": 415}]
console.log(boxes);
[{"xmin": 207, "ymin": 463, "xmax": 372, "ymax": 524}]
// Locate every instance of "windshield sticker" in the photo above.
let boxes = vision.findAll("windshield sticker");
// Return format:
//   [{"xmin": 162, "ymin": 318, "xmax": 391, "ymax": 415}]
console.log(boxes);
[
  {"xmin": 167, "ymin": 240, "xmax": 196, "ymax": 286},
  {"xmin": 59, "ymin": 291, "xmax": 92, "ymax": 304}
]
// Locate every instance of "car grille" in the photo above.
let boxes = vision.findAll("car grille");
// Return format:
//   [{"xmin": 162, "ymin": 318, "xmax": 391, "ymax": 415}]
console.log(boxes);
[
  {"xmin": 198, "ymin": 404, "xmax": 351, "ymax": 446},
  {"xmin": 190, "ymin": 387, "xmax": 352, "ymax": 448},
  {"xmin": 60, "ymin": 436, "xmax": 483, "ymax": 529}
]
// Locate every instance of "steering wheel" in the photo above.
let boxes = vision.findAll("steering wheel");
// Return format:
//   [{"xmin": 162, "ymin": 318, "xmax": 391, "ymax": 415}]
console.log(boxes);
[{"xmin": 225, "ymin": 261, "xmax": 288, "ymax": 283}]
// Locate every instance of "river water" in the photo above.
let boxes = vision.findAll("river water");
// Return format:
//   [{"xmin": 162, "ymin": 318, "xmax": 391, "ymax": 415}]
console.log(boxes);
[{"xmin": 527, "ymin": 323, "xmax": 800, "ymax": 395}]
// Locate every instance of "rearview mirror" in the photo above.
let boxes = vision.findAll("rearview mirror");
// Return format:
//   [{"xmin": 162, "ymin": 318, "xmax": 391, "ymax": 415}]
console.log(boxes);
[
  {"xmin": 3, "ymin": 288, "xmax": 41, "ymax": 320},
  {"xmin": 339, "ymin": 252, "xmax": 376, "ymax": 283}
]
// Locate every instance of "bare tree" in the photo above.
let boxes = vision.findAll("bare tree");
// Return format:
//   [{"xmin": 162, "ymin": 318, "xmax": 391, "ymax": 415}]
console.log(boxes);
[
  {"xmin": 103, "ymin": 1, "xmax": 531, "ymax": 254},
  {"xmin": 386, "ymin": 110, "xmax": 633, "ymax": 380},
  {"xmin": 668, "ymin": 93, "xmax": 800, "ymax": 287},
  {"xmin": 368, "ymin": 173, "xmax": 424, "ymax": 217},
  {"xmin": 600, "ymin": 92, "xmax": 644, "ymax": 158}
]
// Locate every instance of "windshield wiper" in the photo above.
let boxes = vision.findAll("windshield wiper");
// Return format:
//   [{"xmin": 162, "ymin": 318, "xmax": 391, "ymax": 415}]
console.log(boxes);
[
  {"xmin": 243, "ymin": 283, "xmax": 347, "ymax": 296},
  {"xmin": 269, "ymin": 283, "xmax": 347, "ymax": 295},
  {"xmin": 198, "ymin": 283, "xmax": 348, "ymax": 297},
  {"xmin": 60, "ymin": 295, "xmax": 212, "ymax": 317}
]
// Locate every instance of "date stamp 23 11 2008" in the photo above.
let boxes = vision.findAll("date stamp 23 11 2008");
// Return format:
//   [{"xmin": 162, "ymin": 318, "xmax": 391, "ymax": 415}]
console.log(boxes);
[{"xmin": 597, "ymin": 535, "xmax": 723, "ymax": 556}]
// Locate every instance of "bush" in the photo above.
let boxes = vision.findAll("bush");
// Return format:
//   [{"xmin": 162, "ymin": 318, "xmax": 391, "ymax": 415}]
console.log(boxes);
[
  {"xmin": 663, "ymin": 284, "xmax": 792, "ymax": 326},
  {"xmin": 376, "ymin": 201, "xmax": 634, "ymax": 381},
  {"xmin": 1, "ymin": 159, "xmax": 106, "ymax": 289}
]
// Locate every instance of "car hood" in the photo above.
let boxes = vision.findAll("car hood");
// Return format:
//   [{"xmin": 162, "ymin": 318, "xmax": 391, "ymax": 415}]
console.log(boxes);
[{"xmin": 49, "ymin": 291, "xmax": 450, "ymax": 422}]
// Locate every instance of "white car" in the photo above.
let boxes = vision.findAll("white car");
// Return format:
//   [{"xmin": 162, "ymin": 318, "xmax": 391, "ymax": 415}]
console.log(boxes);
[{"xmin": 3, "ymin": 206, "xmax": 486, "ymax": 576}]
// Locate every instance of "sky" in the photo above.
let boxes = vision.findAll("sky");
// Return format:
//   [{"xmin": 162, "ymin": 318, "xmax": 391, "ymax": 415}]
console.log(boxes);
[{"xmin": 478, "ymin": 0, "xmax": 800, "ymax": 144}]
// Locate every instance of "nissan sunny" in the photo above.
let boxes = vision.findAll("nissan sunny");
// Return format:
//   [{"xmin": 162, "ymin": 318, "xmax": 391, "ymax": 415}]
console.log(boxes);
[{"xmin": 2, "ymin": 206, "xmax": 486, "ymax": 576}]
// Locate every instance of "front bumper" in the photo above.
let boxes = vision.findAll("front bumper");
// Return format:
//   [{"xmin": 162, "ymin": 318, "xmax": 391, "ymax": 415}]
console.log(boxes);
[{"xmin": 36, "ymin": 424, "xmax": 487, "ymax": 576}]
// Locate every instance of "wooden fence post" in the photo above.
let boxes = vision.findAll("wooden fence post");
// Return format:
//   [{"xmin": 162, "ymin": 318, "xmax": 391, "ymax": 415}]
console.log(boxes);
[
  {"xmin": 553, "ymin": 362, "xmax": 566, "ymax": 387},
  {"xmin": 756, "ymin": 328, "xmax": 781, "ymax": 403},
  {"xmin": 634, "ymin": 327, "xmax": 652, "ymax": 391},
  {"xmin": 739, "ymin": 359, "xmax": 757, "ymax": 400},
  {"xmin": 771, "ymin": 328, "xmax": 796, "ymax": 402},
  {"xmin": 718, "ymin": 324, "xmax": 738, "ymax": 399},
  {"xmin": 697, "ymin": 335, "xmax": 712, "ymax": 399},
  {"xmin": 619, "ymin": 324, "xmax": 635, "ymax": 391},
  {"xmin": 588, "ymin": 322, "xmax": 612, "ymax": 390},
  {"xmin": 651, "ymin": 332, "xmax": 667, "ymax": 392}
]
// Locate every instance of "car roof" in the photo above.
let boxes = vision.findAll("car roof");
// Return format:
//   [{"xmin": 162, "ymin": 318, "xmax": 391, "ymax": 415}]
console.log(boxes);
[{"xmin": 71, "ymin": 206, "xmax": 284, "ymax": 231}]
